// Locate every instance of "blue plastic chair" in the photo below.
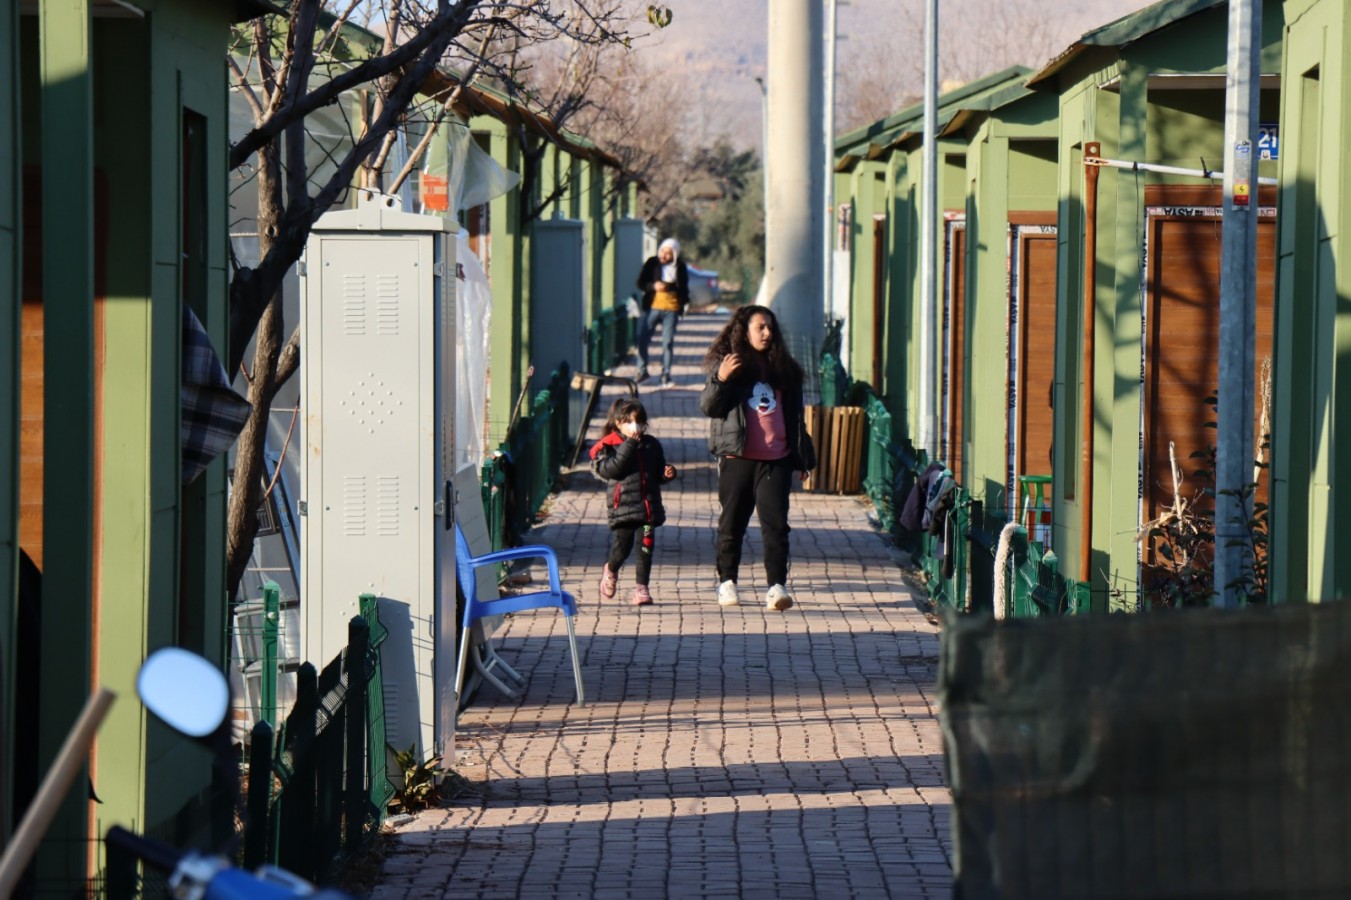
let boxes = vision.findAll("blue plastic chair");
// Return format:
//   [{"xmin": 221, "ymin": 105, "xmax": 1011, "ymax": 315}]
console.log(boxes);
[{"xmin": 453, "ymin": 523, "xmax": 585, "ymax": 708}]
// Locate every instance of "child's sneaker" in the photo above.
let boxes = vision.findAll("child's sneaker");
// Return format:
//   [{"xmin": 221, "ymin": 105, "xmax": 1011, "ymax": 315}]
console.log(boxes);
[
  {"xmin": 766, "ymin": 584, "xmax": 794, "ymax": 611},
  {"xmin": 630, "ymin": 584, "xmax": 653, "ymax": 606},
  {"xmin": 599, "ymin": 564, "xmax": 618, "ymax": 600},
  {"xmin": 717, "ymin": 580, "xmax": 741, "ymax": 607}
]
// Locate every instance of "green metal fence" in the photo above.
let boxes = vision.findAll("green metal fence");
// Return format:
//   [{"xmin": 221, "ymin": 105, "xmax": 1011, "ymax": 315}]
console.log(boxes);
[
  {"xmin": 860, "ymin": 392, "xmax": 906, "ymax": 533},
  {"xmin": 818, "ymin": 347, "xmax": 1087, "ymax": 618},
  {"xmin": 587, "ymin": 305, "xmax": 637, "ymax": 375},
  {"xmin": 239, "ymin": 596, "xmax": 392, "ymax": 885},
  {"xmin": 1004, "ymin": 533, "xmax": 1092, "ymax": 617},
  {"xmin": 819, "ymin": 352, "xmax": 851, "ymax": 407},
  {"xmin": 480, "ymin": 364, "xmax": 572, "ymax": 550},
  {"xmin": 920, "ymin": 491, "xmax": 970, "ymax": 612},
  {"xmin": 107, "ymin": 595, "xmax": 390, "ymax": 897}
]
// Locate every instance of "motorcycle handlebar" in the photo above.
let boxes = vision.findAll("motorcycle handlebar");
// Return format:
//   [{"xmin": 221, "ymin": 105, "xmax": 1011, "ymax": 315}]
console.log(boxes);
[
  {"xmin": 105, "ymin": 825, "xmax": 184, "ymax": 874},
  {"xmin": 105, "ymin": 825, "xmax": 356, "ymax": 900}
]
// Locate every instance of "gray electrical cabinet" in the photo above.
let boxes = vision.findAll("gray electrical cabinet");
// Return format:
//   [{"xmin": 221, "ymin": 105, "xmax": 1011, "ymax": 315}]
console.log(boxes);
[
  {"xmin": 530, "ymin": 218, "xmax": 586, "ymax": 438},
  {"xmin": 614, "ymin": 217, "xmax": 644, "ymax": 304},
  {"xmin": 300, "ymin": 191, "xmax": 457, "ymax": 765},
  {"xmin": 529, "ymin": 218, "xmax": 586, "ymax": 391}
]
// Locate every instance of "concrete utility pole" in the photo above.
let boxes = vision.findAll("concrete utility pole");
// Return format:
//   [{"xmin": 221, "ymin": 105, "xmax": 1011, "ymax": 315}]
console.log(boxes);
[
  {"xmin": 917, "ymin": 0, "xmax": 939, "ymax": 456},
  {"xmin": 765, "ymin": 0, "xmax": 825, "ymax": 365},
  {"xmin": 1215, "ymin": 0, "xmax": 1262, "ymax": 607},
  {"xmin": 755, "ymin": 76, "xmax": 769, "ymax": 217}
]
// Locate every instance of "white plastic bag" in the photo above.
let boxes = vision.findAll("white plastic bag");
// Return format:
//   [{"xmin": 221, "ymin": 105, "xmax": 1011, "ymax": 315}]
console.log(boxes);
[{"xmin": 455, "ymin": 231, "xmax": 492, "ymax": 472}]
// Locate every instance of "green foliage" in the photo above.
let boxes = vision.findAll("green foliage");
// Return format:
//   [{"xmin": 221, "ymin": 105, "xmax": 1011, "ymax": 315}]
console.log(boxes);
[
  {"xmin": 647, "ymin": 4, "xmax": 673, "ymax": 27},
  {"xmin": 657, "ymin": 141, "xmax": 765, "ymax": 300},
  {"xmin": 389, "ymin": 744, "xmax": 451, "ymax": 813}
]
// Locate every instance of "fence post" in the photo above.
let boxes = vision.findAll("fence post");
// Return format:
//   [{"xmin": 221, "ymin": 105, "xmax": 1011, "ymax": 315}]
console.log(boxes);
[
  {"xmin": 261, "ymin": 582, "xmax": 280, "ymax": 726},
  {"xmin": 358, "ymin": 595, "xmax": 395, "ymax": 823},
  {"xmin": 344, "ymin": 615, "xmax": 370, "ymax": 855},
  {"xmin": 244, "ymin": 719, "xmax": 274, "ymax": 868},
  {"xmin": 952, "ymin": 492, "xmax": 969, "ymax": 612},
  {"xmin": 278, "ymin": 662, "xmax": 318, "ymax": 879},
  {"xmin": 966, "ymin": 500, "xmax": 994, "ymax": 614},
  {"xmin": 1010, "ymin": 528, "xmax": 1032, "ymax": 616},
  {"xmin": 481, "ymin": 456, "xmax": 506, "ymax": 551},
  {"xmin": 104, "ymin": 833, "xmax": 137, "ymax": 900}
]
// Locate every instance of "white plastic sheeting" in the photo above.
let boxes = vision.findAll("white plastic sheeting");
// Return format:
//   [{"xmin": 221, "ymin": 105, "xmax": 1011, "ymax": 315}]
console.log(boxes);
[
  {"xmin": 418, "ymin": 116, "xmax": 520, "ymax": 217},
  {"xmin": 455, "ymin": 230, "xmax": 491, "ymax": 473}
]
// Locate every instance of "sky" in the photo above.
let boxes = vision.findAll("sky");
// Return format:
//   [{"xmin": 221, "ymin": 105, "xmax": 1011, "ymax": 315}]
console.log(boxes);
[{"xmin": 630, "ymin": 0, "xmax": 1160, "ymax": 152}]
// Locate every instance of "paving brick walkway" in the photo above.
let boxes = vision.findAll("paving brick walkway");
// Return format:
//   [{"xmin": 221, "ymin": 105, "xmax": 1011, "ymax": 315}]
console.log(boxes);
[{"xmin": 371, "ymin": 312, "xmax": 952, "ymax": 899}]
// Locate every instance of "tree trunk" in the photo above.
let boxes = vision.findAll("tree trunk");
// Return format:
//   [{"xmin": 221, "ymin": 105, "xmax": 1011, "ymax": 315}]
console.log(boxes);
[{"xmin": 226, "ymin": 145, "xmax": 287, "ymax": 601}]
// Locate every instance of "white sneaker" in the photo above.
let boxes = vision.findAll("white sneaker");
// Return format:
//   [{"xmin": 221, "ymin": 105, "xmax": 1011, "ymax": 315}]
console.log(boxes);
[
  {"xmin": 717, "ymin": 580, "xmax": 741, "ymax": 607},
  {"xmin": 766, "ymin": 584, "xmax": 794, "ymax": 611}
]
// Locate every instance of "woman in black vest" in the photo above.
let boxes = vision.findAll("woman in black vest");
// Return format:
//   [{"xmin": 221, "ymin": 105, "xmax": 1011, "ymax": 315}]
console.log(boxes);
[{"xmin": 699, "ymin": 305, "xmax": 816, "ymax": 610}]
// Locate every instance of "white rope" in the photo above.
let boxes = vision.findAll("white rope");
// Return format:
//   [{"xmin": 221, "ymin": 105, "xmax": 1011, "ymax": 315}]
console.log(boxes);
[{"xmin": 992, "ymin": 521, "xmax": 1021, "ymax": 620}]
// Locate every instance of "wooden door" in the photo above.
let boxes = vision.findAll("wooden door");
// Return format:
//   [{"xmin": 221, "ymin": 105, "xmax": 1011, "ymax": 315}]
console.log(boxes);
[
  {"xmin": 19, "ymin": 167, "xmax": 107, "ymax": 571},
  {"xmin": 1008, "ymin": 216, "xmax": 1058, "ymax": 523},
  {"xmin": 1141, "ymin": 185, "xmax": 1275, "ymax": 569}
]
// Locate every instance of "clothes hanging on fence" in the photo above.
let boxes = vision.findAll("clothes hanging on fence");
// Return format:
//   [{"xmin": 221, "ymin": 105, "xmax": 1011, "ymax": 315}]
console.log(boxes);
[
  {"xmin": 899, "ymin": 461, "xmax": 946, "ymax": 532},
  {"xmin": 922, "ymin": 468, "xmax": 956, "ymax": 534}
]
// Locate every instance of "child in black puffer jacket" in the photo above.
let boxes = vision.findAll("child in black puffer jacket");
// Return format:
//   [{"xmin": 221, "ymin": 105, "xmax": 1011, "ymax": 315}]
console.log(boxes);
[{"xmin": 589, "ymin": 398, "xmax": 678, "ymax": 606}]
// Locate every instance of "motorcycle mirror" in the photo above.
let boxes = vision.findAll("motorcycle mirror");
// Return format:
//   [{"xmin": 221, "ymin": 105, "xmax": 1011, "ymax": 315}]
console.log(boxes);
[{"xmin": 137, "ymin": 648, "xmax": 230, "ymax": 738}]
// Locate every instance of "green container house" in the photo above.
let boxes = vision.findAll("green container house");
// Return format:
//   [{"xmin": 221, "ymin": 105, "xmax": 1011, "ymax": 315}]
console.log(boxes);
[
  {"xmin": 2, "ymin": 0, "xmax": 267, "ymax": 887},
  {"xmin": 833, "ymin": 68, "xmax": 1031, "ymax": 448},
  {"xmin": 941, "ymin": 82, "xmax": 1062, "ymax": 532},
  {"xmin": 1271, "ymin": 0, "xmax": 1351, "ymax": 603},
  {"xmin": 1026, "ymin": 0, "xmax": 1283, "ymax": 609}
]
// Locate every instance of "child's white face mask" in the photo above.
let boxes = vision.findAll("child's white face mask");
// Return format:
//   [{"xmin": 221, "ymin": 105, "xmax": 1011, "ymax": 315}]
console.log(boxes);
[{"xmin": 621, "ymin": 421, "xmax": 647, "ymax": 438}]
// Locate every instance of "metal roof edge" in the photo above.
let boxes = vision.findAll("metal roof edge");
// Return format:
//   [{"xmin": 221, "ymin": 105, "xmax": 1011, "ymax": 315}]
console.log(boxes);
[
  {"xmin": 878, "ymin": 66, "xmax": 1033, "ymax": 152},
  {"xmin": 1026, "ymin": 0, "xmax": 1225, "ymax": 88},
  {"xmin": 836, "ymin": 66, "xmax": 1031, "ymax": 158}
]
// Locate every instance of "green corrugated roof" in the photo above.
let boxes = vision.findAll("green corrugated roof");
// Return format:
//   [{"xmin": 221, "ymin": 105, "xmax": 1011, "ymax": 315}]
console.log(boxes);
[
  {"xmin": 936, "ymin": 80, "xmax": 1042, "ymax": 138},
  {"xmin": 835, "ymin": 66, "xmax": 1032, "ymax": 168},
  {"xmin": 1026, "ymin": 0, "xmax": 1223, "ymax": 87},
  {"xmin": 835, "ymin": 66, "xmax": 1034, "ymax": 170}
]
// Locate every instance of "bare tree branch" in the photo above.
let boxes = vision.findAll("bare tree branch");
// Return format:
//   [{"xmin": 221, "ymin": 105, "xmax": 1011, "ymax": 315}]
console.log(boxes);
[{"xmin": 229, "ymin": 3, "xmax": 477, "ymax": 170}]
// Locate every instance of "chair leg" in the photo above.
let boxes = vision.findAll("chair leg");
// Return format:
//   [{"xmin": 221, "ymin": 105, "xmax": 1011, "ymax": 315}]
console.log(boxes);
[
  {"xmin": 482, "ymin": 640, "xmax": 526, "ymax": 685},
  {"xmin": 564, "ymin": 614, "xmax": 585, "ymax": 706},
  {"xmin": 456, "ymin": 626, "xmax": 519, "ymax": 713},
  {"xmin": 454, "ymin": 627, "xmax": 473, "ymax": 706},
  {"xmin": 472, "ymin": 640, "xmax": 520, "ymax": 700}
]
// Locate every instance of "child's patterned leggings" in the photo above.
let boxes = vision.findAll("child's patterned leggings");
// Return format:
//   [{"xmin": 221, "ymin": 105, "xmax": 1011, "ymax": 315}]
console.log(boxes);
[{"xmin": 608, "ymin": 524, "xmax": 655, "ymax": 586}]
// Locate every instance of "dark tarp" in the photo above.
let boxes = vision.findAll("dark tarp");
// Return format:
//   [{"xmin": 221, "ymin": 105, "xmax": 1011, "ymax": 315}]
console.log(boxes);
[{"xmin": 939, "ymin": 601, "xmax": 1351, "ymax": 899}]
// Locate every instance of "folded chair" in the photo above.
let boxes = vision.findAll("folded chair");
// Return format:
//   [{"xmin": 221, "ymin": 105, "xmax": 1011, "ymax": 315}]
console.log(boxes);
[{"xmin": 453, "ymin": 523, "xmax": 585, "ymax": 709}]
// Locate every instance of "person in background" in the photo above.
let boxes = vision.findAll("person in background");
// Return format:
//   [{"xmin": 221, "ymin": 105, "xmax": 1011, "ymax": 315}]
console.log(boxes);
[
  {"xmin": 635, "ymin": 237, "xmax": 690, "ymax": 387},
  {"xmin": 699, "ymin": 305, "xmax": 816, "ymax": 611},
  {"xmin": 589, "ymin": 398, "xmax": 678, "ymax": 606}
]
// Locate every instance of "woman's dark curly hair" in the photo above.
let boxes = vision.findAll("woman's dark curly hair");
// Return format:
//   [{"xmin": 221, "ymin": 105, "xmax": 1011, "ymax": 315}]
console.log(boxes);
[{"xmin": 702, "ymin": 304, "xmax": 804, "ymax": 387}]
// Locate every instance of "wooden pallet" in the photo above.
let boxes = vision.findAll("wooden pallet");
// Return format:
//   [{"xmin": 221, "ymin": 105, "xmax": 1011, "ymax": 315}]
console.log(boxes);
[{"xmin": 804, "ymin": 405, "xmax": 864, "ymax": 494}]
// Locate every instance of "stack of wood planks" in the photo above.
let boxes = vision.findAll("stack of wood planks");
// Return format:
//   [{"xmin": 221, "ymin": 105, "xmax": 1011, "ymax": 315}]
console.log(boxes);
[{"xmin": 803, "ymin": 405, "xmax": 865, "ymax": 494}]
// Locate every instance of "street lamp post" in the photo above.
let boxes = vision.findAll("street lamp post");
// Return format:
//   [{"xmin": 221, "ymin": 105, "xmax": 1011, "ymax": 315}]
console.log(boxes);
[
  {"xmin": 918, "ymin": 0, "xmax": 939, "ymax": 457},
  {"xmin": 824, "ymin": 0, "xmax": 839, "ymax": 325}
]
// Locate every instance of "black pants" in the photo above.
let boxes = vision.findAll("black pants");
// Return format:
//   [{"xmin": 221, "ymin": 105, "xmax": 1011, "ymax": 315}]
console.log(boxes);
[
  {"xmin": 716, "ymin": 456, "xmax": 793, "ymax": 587},
  {"xmin": 608, "ymin": 524, "xmax": 655, "ymax": 586}
]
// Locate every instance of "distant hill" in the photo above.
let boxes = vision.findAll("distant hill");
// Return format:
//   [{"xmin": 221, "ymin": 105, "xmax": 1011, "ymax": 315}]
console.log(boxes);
[{"xmin": 633, "ymin": 0, "xmax": 1156, "ymax": 153}]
